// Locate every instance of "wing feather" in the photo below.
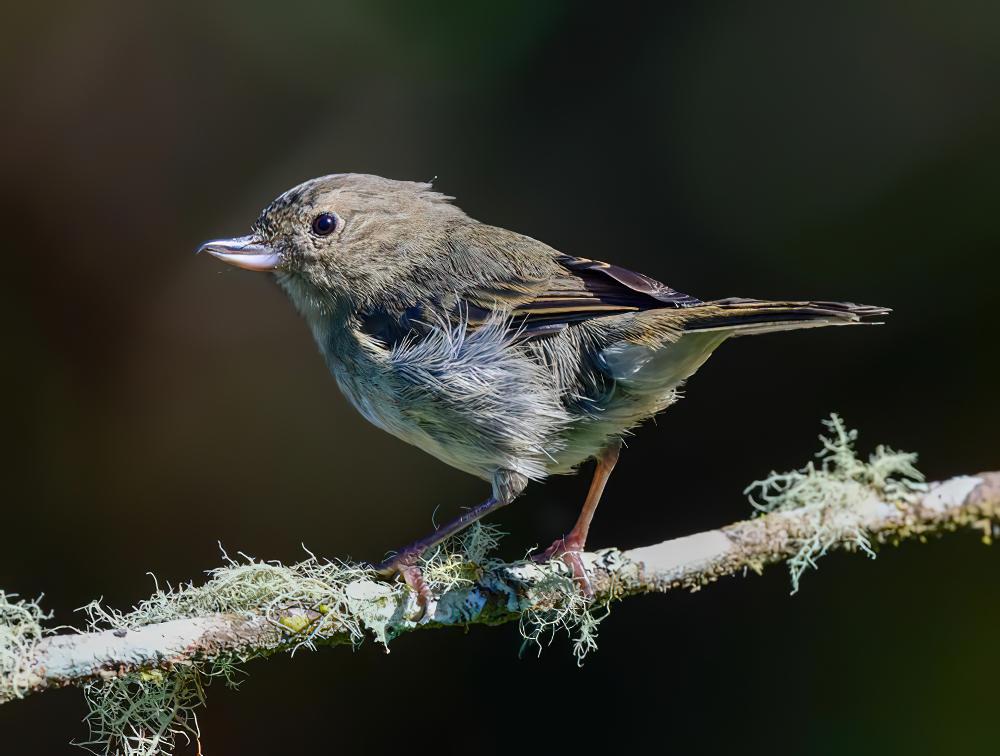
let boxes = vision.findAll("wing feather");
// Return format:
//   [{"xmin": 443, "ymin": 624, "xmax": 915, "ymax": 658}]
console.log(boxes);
[
  {"xmin": 361, "ymin": 252, "xmax": 699, "ymax": 345},
  {"xmin": 503, "ymin": 255, "xmax": 699, "ymax": 339}
]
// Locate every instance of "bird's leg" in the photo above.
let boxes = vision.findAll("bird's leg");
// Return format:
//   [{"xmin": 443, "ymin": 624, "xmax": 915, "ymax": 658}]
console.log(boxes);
[
  {"xmin": 373, "ymin": 495, "xmax": 510, "ymax": 614},
  {"xmin": 534, "ymin": 440, "xmax": 622, "ymax": 597}
]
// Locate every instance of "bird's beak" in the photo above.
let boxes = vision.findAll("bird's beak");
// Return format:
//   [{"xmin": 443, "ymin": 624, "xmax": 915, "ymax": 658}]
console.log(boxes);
[{"xmin": 196, "ymin": 235, "xmax": 281, "ymax": 272}]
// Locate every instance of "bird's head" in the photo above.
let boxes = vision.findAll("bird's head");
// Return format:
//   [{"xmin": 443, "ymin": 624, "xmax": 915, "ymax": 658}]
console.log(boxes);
[{"xmin": 198, "ymin": 173, "xmax": 467, "ymax": 314}]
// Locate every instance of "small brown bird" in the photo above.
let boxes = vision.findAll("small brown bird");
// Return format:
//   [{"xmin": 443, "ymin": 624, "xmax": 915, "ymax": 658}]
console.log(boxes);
[{"xmin": 199, "ymin": 173, "xmax": 888, "ymax": 602}]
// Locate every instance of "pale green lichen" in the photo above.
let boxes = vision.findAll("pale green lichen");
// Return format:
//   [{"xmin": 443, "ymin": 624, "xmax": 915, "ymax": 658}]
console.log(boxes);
[
  {"xmin": 420, "ymin": 521, "xmax": 505, "ymax": 592},
  {"xmin": 82, "ymin": 547, "xmax": 377, "ymax": 651},
  {"xmin": 425, "ymin": 525, "xmax": 613, "ymax": 665},
  {"xmin": 77, "ymin": 549, "xmax": 388, "ymax": 756},
  {"xmin": 78, "ymin": 667, "xmax": 204, "ymax": 756},
  {"xmin": 745, "ymin": 413, "xmax": 927, "ymax": 593},
  {"xmin": 0, "ymin": 591, "xmax": 50, "ymax": 703},
  {"xmin": 516, "ymin": 559, "xmax": 611, "ymax": 667}
]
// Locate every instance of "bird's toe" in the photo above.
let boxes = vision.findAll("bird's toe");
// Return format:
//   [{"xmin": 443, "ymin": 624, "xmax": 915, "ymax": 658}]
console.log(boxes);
[
  {"xmin": 373, "ymin": 551, "xmax": 432, "ymax": 620},
  {"xmin": 533, "ymin": 537, "xmax": 594, "ymax": 599}
]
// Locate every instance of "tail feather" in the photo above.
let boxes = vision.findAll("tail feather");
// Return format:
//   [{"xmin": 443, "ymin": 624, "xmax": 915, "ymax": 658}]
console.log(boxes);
[{"xmin": 682, "ymin": 298, "xmax": 890, "ymax": 337}]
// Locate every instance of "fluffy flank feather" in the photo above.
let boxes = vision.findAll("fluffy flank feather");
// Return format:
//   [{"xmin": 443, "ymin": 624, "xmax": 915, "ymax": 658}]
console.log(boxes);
[{"xmin": 339, "ymin": 310, "xmax": 571, "ymax": 485}]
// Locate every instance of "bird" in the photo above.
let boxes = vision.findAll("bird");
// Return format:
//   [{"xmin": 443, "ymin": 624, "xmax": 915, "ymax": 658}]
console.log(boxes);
[{"xmin": 198, "ymin": 173, "xmax": 888, "ymax": 603}]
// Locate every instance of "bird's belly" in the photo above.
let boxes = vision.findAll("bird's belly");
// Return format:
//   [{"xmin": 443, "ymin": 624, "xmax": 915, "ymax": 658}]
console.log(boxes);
[{"xmin": 329, "ymin": 366, "xmax": 500, "ymax": 481}]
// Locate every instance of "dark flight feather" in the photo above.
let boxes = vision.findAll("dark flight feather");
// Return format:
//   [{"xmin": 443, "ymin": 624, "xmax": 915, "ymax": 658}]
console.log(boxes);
[{"xmin": 489, "ymin": 255, "xmax": 701, "ymax": 340}]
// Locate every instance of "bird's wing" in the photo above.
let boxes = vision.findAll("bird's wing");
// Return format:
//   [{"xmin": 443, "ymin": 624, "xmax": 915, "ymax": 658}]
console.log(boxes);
[
  {"xmin": 359, "ymin": 247, "xmax": 700, "ymax": 347},
  {"xmin": 459, "ymin": 254, "xmax": 702, "ymax": 340}
]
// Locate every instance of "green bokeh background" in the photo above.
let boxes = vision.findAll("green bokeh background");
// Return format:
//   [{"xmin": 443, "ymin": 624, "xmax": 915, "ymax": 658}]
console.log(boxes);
[{"xmin": 2, "ymin": 2, "xmax": 998, "ymax": 753}]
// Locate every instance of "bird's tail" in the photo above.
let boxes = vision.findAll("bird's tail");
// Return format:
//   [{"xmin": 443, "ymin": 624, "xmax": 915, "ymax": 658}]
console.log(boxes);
[{"xmin": 681, "ymin": 298, "xmax": 890, "ymax": 337}]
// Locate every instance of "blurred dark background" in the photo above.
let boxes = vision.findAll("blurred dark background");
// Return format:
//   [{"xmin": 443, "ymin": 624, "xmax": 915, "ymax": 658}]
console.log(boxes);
[{"xmin": 3, "ymin": 2, "xmax": 999, "ymax": 754}]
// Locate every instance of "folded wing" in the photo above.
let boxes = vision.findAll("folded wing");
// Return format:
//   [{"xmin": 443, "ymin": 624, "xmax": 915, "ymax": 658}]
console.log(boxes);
[{"xmin": 460, "ymin": 254, "xmax": 702, "ymax": 340}]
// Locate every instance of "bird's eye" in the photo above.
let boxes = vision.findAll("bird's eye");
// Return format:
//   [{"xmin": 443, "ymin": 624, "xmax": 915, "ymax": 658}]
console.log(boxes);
[{"xmin": 311, "ymin": 213, "xmax": 339, "ymax": 236}]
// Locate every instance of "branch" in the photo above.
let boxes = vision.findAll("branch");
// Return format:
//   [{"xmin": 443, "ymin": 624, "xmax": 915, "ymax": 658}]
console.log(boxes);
[{"xmin": 7, "ymin": 470, "xmax": 998, "ymax": 702}]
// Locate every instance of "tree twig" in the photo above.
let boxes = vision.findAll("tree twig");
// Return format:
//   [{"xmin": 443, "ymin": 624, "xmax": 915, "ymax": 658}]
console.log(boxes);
[{"xmin": 5, "ymin": 470, "xmax": 997, "ymax": 703}]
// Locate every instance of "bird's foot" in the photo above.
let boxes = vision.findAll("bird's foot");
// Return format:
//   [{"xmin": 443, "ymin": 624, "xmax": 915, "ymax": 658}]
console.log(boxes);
[
  {"xmin": 532, "ymin": 537, "xmax": 594, "ymax": 599},
  {"xmin": 373, "ymin": 551, "xmax": 432, "ymax": 620}
]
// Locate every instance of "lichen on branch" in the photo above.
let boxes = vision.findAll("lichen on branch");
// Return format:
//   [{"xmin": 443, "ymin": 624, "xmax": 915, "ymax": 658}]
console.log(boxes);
[
  {"xmin": 744, "ymin": 413, "xmax": 927, "ymax": 592},
  {"xmin": 0, "ymin": 592, "xmax": 50, "ymax": 703}
]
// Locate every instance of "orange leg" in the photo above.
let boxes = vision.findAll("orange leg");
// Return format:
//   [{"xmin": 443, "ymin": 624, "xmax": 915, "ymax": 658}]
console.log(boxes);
[{"xmin": 535, "ymin": 439, "xmax": 622, "ymax": 596}]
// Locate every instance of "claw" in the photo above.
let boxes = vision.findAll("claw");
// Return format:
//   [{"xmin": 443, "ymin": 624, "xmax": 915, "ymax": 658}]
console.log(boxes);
[
  {"xmin": 374, "ymin": 551, "xmax": 431, "ymax": 621},
  {"xmin": 533, "ymin": 538, "xmax": 594, "ymax": 599},
  {"xmin": 397, "ymin": 564, "xmax": 431, "ymax": 621}
]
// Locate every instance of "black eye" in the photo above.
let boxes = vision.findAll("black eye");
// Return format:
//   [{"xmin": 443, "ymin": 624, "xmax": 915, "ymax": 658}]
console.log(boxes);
[{"xmin": 311, "ymin": 213, "xmax": 338, "ymax": 236}]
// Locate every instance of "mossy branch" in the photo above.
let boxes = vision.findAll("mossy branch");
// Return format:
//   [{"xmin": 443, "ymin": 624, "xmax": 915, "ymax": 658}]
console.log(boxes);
[
  {"xmin": 1, "ymin": 417, "xmax": 998, "ymax": 756},
  {"xmin": 7, "ymin": 472, "xmax": 1000, "ymax": 692}
]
